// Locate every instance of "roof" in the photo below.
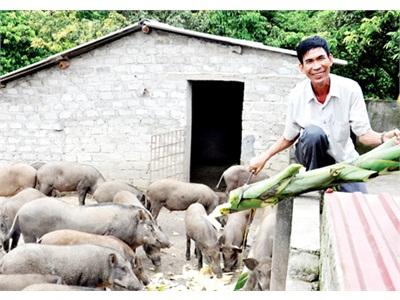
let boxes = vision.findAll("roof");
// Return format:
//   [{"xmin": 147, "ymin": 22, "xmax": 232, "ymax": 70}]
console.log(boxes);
[
  {"xmin": 0, "ymin": 19, "xmax": 347, "ymax": 86},
  {"xmin": 325, "ymin": 192, "xmax": 400, "ymax": 290}
]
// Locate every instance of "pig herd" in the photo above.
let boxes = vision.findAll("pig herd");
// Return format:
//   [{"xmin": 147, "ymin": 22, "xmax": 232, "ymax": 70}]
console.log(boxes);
[{"xmin": 0, "ymin": 162, "xmax": 275, "ymax": 291}]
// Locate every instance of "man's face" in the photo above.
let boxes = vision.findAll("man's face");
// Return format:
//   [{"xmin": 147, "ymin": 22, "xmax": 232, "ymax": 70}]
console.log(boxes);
[{"xmin": 299, "ymin": 47, "xmax": 333, "ymax": 86}]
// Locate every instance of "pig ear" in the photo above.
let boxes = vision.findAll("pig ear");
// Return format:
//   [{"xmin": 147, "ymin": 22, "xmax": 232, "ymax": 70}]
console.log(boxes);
[
  {"xmin": 243, "ymin": 258, "xmax": 259, "ymax": 271},
  {"xmin": 108, "ymin": 253, "xmax": 118, "ymax": 266}
]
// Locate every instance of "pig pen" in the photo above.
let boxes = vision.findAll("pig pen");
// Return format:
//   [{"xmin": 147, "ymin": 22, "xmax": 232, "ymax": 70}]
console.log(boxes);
[{"xmin": 15, "ymin": 193, "xmax": 247, "ymax": 291}]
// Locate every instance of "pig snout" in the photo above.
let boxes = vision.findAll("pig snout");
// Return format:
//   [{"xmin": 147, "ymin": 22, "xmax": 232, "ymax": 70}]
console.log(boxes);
[
  {"xmin": 212, "ymin": 264, "xmax": 223, "ymax": 279},
  {"xmin": 222, "ymin": 256, "xmax": 238, "ymax": 272},
  {"xmin": 155, "ymin": 226, "xmax": 171, "ymax": 248},
  {"xmin": 115, "ymin": 276, "xmax": 143, "ymax": 291},
  {"xmin": 221, "ymin": 245, "xmax": 242, "ymax": 272},
  {"xmin": 143, "ymin": 244, "xmax": 162, "ymax": 268},
  {"xmin": 112, "ymin": 269, "xmax": 143, "ymax": 291},
  {"xmin": 206, "ymin": 249, "xmax": 223, "ymax": 279},
  {"xmin": 109, "ymin": 253, "xmax": 143, "ymax": 291},
  {"xmin": 150, "ymin": 255, "xmax": 161, "ymax": 267},
  {"xmin": 132, "ymin": 257, "xmax": 149, "ymax": 286}
]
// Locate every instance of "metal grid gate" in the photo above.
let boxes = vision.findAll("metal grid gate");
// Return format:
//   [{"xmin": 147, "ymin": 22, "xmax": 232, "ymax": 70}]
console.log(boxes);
[{"xmin": 149, "ymin": 129, "xmax": 186, "ymax": 183}]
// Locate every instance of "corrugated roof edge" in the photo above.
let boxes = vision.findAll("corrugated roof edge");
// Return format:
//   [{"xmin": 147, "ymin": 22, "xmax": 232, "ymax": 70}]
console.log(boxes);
[{"xmin": 0, "ymin": 19, "xmax": 347, "ymax": 86}]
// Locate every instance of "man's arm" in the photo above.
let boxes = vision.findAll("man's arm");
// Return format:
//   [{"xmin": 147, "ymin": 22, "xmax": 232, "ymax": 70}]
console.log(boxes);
[
  {"xmin": 249, "ymin": 136, "xmax": 297, "ymax": 175},
  {"xmin": 358, "ymin": 128, "xmax": 400, "ymax": 147}
]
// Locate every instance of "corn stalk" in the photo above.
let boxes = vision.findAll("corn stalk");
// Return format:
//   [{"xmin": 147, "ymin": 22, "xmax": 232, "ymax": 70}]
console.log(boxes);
[{"xmin": 216, "ymin": 137, "xmax": 400, "ymax": 215}]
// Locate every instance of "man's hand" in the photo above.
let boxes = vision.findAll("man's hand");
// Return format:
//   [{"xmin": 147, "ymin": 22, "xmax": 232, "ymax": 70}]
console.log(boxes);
[
  {"xmin": 248, "ymin": 152, "xmax": 269, "ymax": 175},
  {"xmin": 383, "ymin": 128, "xmax": 400, "ymax": 144},
  {"xmin": 248, "ymin": 137, "xmax": 296, "ymax": 175}
]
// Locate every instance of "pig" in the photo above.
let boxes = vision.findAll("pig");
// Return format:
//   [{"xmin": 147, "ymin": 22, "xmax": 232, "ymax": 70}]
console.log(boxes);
[
  {"xmin": 113, "ymin": 191, "xmax": 164, "ymax": 268},
  {"xmin": 0, "ymin": 188, "xmax": 45, "ymax": 251},
  {"xmin": 5, "ymin": 197, "xmax": 170, "ymax": 251},
  {"xmin": 215, "ymin": 191, "xmax": 228, "ymax": 205},
  {"xmin": 0, "ymin": 163, "xmax": 36, "ymax": 197},
  {"xmin": 216, "ymin": 165, "xmax": 270, "ymax": 193},
  {"xmin": 38, "ymin": 229, "xmax": 149, "ymax": 285},
  {"xmin": 0, "ymin": 243, "xmax": 143, "ymax": 290},
  {"xmin": 23, "ymin": 283, "xmax": 104, "ymax": 291},
  {"xmin": 93, "ymin": 181, "xmax": 144, "ymax": 204},
  {"xmin": 218, "ymin": 210, "xmax": 251, "ymax": 272},
  {"xmin": 36, "ymin": 161, "xmax": 106, "ymax": 205},
  {"xmin": 185, "ymin": 203, "xmax": 222, "ymax": 278},
  {"xmin": 146, "ymin": 178, "xmax": 219, "ymax": 219},
  {"xmin": 113, "ymin": 190, "xmax": 141, "ymax": 206},
  {"xmin": 0, "ymin": 274, "xmax": 62, "ymax": 291},
  {"xmin": 242, "ymin": 207, "xmax": 276, "ymax": 291}
]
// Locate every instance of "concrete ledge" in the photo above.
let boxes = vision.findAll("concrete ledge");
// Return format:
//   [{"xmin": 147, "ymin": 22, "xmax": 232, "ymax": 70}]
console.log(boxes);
[{"xmin": 286, "ymin": 192, "xmax": 321, "ymax": 290}]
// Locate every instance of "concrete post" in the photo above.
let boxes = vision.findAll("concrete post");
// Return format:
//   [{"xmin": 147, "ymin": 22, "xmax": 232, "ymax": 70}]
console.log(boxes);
[{"xmin": 270, "ymin": 197, "xmax": 293, "ymax": 290}]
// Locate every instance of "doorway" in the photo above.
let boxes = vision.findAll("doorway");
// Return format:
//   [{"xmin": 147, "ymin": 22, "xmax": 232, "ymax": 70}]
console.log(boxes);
[{"xmin": 190, "ymin": 80, "xmax": 244, "ymax": 188}]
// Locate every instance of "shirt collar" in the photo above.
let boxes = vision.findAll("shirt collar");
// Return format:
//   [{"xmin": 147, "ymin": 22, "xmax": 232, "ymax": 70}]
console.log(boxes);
[{"xmin": 306, "ymin": 74, "xmax": 340, "ymax": 103}]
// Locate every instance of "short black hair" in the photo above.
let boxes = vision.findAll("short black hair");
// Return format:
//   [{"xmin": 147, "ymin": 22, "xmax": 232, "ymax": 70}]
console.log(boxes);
[{"xmin": 296, "ymin": 36, "xmax": 330, "ymax": 64}]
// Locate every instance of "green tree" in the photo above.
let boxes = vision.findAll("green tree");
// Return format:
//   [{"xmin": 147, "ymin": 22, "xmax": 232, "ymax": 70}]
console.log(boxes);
[
  {"xmin": 0, "ymin": 11, "xmax": 128, "ymax": 75},
  {"xmin": 327, "ymin": 11, "xmax": 400, "ymax": 100},
  {"xmin": 0, "ymin": 11, "xmax": 45, "ymax": 74},
  {"xmin": 1, "ymin": 10, "xmax": 398, "ymax": 99}
]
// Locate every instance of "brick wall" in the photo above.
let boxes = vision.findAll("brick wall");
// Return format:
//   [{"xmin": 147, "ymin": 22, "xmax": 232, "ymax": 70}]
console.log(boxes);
[{"xmin": 0, "ymin": 29, "xmax": 302, "ymax": 188}]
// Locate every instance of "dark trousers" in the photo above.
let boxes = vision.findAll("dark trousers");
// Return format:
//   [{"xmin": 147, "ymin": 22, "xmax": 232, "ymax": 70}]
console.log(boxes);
[{"xmin": 294, "ymin": 125, "xmax": 367, "ymax": 193}]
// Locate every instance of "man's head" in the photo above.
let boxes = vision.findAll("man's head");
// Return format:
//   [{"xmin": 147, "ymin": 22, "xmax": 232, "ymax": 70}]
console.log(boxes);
[
  {"xmin": 296, "ymin": 35, "xmax": 330, "ymax": 64},
  {"xmin": 296, "ymin": 36, "xmax": 333, "ymax": 87}
]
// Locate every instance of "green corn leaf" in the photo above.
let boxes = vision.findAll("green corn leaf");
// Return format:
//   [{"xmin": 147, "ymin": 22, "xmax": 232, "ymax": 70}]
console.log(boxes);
[
  {"xmin": 356, "ymin": 159, "xmax": 400, "ymax": 173},
  {"xmin": 355, "ymin": 143, "xmax": 400, "ymax": 165},
  {"xmin": 218, "ymin": 139, "xmax": 400, "ymax": 215},
  {"xmin": 232, "ymin": 198, "xmax": 265, "ymax": 211},
  {"xmin": 335, "ymin": 164, "xmax": 377, "ymax": 182},
  {"xmin": 241, "ymin": 164, "xmax": 302, "ymax": 199},
  {"xmin": 233, "ymin": 272, "xmax": 248, "ymax": 291},
  {"xmin": 282, "ymin": 164, "xmax": 342, "ymax": 195},
  {"xmin": 357, "ymin": 137, "xmax": 398, "ymax": 158}
]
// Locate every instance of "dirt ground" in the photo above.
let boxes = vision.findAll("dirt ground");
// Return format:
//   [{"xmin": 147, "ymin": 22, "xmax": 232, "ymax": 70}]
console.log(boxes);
[
  {"xmin": 135, "ymin": 207, "xmax": 246, "ymax": 291},
  {"xmin": 54, "ymin": 194, "xmax": 244, "ymax": 291}
]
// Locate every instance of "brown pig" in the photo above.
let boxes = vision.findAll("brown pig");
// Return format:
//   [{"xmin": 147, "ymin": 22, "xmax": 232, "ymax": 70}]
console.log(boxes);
[
  {"xmin": 185, "ymin": 203, "xmax": 222, "ymax": 278},
  {"xmin": 216, "ymin": 165, "xmax": 269, "ymax": 193},
  {"xmin": 147, "ymin": 178, "xmax": 219, "ymax": 219},
  {"xmin": 38, "ymin": 229, "xmax": 150, "ymax": 285},
  {"xmin": 219, "ymin": 210, "xmax": 251, "ymax": 272},
  {"xmin": 0, "ymin": 163, "xmax": 36, "ymax": 197}
]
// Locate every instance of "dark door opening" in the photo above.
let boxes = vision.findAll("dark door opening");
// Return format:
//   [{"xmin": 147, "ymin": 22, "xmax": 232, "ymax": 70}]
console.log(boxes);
[{"xmin": 190, "ymin": 81, "xmax": 244, "ymax": 188}]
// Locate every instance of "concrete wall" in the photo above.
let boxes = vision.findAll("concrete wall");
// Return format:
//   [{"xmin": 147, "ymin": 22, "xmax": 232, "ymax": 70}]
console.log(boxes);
[
  {"xmin": 0, "ymin": 29, "xmax": 302, "ymax": 188},
  {"xmin": 366, "ymin": 100, "xmax": 400, "ymax": 131}
]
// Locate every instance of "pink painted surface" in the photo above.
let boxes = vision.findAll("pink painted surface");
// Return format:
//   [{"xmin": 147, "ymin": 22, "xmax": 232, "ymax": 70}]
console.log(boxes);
[{"xmin": 326, "ymin": 192, "xmax": 400, "ymax": 290}]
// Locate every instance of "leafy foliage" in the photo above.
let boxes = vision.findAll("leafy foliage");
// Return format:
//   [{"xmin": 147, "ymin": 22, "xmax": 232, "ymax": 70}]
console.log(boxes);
[
  {"xmin": 327, "ymin": 11, "xmax": 400, "ymax": 100},
  {"xmin": 0, "ymin": 10, "xmax": 398, "ymax": 99},
  {"xmin": 0, "ymin": 11, "xmax": 127, "ymax": 74}
]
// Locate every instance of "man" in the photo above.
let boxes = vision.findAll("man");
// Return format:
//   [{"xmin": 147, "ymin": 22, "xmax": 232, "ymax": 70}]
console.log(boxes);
[{"xmin": 249, "ymin": 36, "xmax": 400, "ymax": 193}]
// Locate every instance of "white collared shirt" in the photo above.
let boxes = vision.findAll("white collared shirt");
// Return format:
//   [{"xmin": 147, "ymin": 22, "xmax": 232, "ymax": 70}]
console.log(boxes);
[{"xmin": 283, "ymin": 74, "xmax": 371, "ymax": 162}]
